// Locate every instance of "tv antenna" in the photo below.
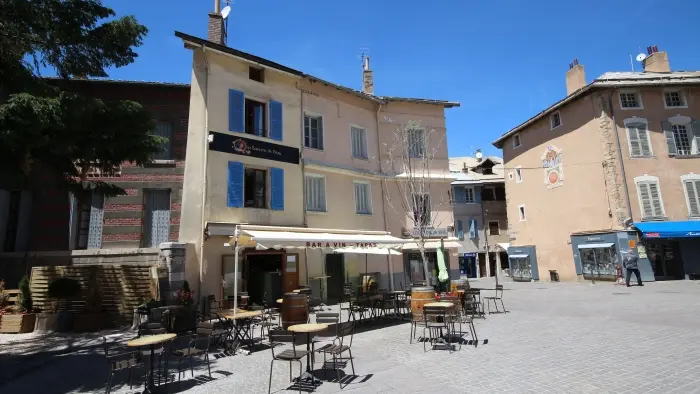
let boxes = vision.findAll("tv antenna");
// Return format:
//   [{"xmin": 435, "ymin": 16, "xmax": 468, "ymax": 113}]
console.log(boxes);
[{"xmin": 221, "ymin": 0, "xmax": 234, "ymax": 45}]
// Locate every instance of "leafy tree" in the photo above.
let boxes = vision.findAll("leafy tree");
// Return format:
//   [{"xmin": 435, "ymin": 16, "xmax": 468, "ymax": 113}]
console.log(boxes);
[
  {"xmin": 18, "ymin": 275, "xmax": 33, "ymax": 312},
  {"xmin": 0, "ymin": 0, "xmax": 164, "ymax": 196}
]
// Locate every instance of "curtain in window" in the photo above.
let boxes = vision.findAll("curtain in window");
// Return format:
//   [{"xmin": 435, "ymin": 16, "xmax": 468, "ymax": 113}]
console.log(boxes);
[
  {"xmin": 146, "ymin": 190, "xmax": 171, "ymax": 247},
  {"xmin": 87, "ymin": 192, "xmax": 104, "ymax": 249}
]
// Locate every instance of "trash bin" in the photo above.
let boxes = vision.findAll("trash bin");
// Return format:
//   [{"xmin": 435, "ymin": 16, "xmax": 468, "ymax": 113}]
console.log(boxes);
[{"xmin": 549, "ymin": 270, "xmax": 559, "ymax": 282}]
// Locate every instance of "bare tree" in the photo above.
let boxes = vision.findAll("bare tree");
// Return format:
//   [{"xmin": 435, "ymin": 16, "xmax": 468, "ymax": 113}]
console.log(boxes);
[{"xmin": 381, "ymin": 119, "xmax": 452, "ymax": 286}]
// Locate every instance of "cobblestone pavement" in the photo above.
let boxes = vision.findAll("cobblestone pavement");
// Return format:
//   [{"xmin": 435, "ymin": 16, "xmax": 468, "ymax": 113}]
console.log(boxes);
[{"xmin": 4, "ymin": 278, "xmax": 700, "ymax": 393}]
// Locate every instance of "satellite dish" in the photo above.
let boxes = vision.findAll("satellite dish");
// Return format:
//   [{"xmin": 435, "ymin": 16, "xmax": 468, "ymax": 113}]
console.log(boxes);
[
  {"xmin": 636, "ymin": 53, "xmax": 647, "ymax": 62},
  {"xmin": 221, "ymin": 5, "xmax": 231, "ymax": 19},
  {"xmin": 475, "ymin": 151, "xmax": 483, "ymax": 160}
]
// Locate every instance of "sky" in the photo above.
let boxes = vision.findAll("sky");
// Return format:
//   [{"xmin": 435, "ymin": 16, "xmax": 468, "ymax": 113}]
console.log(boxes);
[{"xmin": 93, "ymin": 0, "xmax": 700, "ymax": 157}]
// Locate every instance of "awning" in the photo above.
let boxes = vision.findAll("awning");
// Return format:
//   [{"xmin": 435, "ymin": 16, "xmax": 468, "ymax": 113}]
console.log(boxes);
[
  {"xmin": 333, "ymin": 248, "xmax": 401, "ymax": 255},
  {"xmin": 496, "ymin": 243, "xmax": 510, "ymax": 251},
  {"xmin": 239, "ymin": 229, "xmax": 409, "ymax": 249},
  {"xmin": 578, "ymin": 243, "xmax": 615, "ymax": 249},
  {"xmin": 508, "ymin": 254, "xmax": 529, "ymax": 259},
  {"xmin": 634, "ymin": 221, "xmax": 700, "ymax": 239},
  {"xmin": 402, "ymin": 237, "xmax": 462, "ymax": 250}
]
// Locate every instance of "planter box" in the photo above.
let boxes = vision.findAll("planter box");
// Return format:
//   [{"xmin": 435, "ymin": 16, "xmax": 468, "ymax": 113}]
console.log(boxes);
[
  {"xmin": 34, "ymin": 313, "xmax": 57, "ymax": 333},
  {"xmin": 73, "ymin": 313, "xmax": 109, "ymax": 333},
  {"xmin": 0, "ymin": 314, "xmax": 36, "ymax": 333}
]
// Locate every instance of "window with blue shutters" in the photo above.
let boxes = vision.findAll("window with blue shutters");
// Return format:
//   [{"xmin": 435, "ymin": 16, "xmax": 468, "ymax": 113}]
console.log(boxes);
[
  {"xmin": 229, "ymin": 89, "xmax": 245, "ymax": 133},
  {"xmin": 269, "ymin": 100, "xmax": 283, "ymax": 141},
  {"xmin": 455, "ymin": 219, "xmax": 464, "ymax": 240},
  {"xmin": 145, "ymin": 190, "xmax": 171, "ymax": 248},
  {"xmin": 474, "ymin": 187, "xmax": 482, "ymax": 204},
  {"xmin": 468, "ymin": 218, "xmax": 477, "ymax": 239},
  {"xmin": 227, "ymin": 161, "xmax": 244, "ymax": 208},
  {"xmin": 270, "ymin": 168, "xmax": 284, "ymax": 210}
]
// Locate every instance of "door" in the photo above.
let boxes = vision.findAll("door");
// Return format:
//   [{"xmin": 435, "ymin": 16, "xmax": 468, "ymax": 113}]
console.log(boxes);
[
  {"xmin": 283, "ymin": 253, "xmax": 299, "ymax": 293},
  {"xmin": 647, "ymin": 242, "xmax": 684, "ymax": 280},
  {"xmin": 511, "ymin": 257, "xmax": 532, "ymax": 281},
  {"xmin": 222, "ymin": 254, "xmax": 248, "ymax": 300},
  {"xmin": 325, "ymin": 254, "xmax": 345, "ymax": 303}
]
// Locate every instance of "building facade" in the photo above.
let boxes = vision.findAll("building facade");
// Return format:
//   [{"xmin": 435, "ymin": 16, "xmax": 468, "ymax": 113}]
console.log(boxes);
[
  {"xmin": 176, "ymin": 15, "xmax": 459, "ymax": 303},
  {"xmin": 493, "ymin": 48, "xmax": 700, "ymax": 282},
  {"xmin": 450, "ymin": 154, "xmax": 508, "ymax": 279},
  {"xmin": 0, "ymin": 79, "xmax": 189, "ymax": 286}
]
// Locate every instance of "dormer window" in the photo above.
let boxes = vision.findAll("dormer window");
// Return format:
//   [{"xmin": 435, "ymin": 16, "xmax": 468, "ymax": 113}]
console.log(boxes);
[{"xmin": 249, "ymin": 66, "xmax": 265, "ymax": 83}]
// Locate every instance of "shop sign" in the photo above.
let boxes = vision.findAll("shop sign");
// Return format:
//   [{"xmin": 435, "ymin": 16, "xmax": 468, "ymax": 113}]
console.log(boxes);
[
  {"xmin": 305, "ymin": 242, "xmax": 378, "ymax": 248},
  {"xmin": 410, "ymin": 227, "xmax": 449, "ymax": 237},
  {"xmin": 463, "ymin": 253, "xmax": 476, "ymax": 258},
  {"xmin": 208, "ymin": 131, "xmax": 300, "ymax": 164},
  {"xmin": 646, "ymin": 232, "xmax": 660, "ymax": 238},
  {"xmin": 628, "ymin": 240, "xmax": 636, "ymax": 248},
  {"xmin": 542, "ymin": 145, "xmax": 564, "ymax": 189},
  {"xmin": 586, "ymin": 236, "xmax": 602, "ymax": 241}
]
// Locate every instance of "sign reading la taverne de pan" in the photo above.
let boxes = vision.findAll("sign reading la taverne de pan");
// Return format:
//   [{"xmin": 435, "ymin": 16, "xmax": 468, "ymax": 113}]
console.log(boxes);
[{"xmin": 208, "ymin": 131, "xmax": 300, "ymax": 165}]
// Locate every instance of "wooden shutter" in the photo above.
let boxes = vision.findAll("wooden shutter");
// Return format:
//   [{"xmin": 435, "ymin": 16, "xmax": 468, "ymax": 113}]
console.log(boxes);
[
  {"xmin": 692, "ymin": 121, "xmax": 700, "ymax": 155},
  {"xmin": 228, "ymin": 89, "xmax": 245, "ymax": 132},
  {"xmin": 685, "ymin": 180, "xmax": 700, "ymax": 217},
  {"xmin": 637, "ymin": 125, "xmax": 651, "ymax": 156},
  {"xmin": 662, "ymin": 121, "xmax": 677, "ymax": 155},
  {"xmin": 628, "ymin": 126, "xmax": 642, "ymax": 156},
  {"xmin": 269, "ymin": 100, "xmax": 283, "ymax": 141},
  {"xmin": 474, "ymin": 187, "xmax": 481, "ymax": 204},
  {"xmin": 87, "ymin": 192, "xmax": 104, "ymax": 249},
  {"xmin": 146, "ymin": 190, "xmax": 171, "ymax": 247},
  {"xmin": 648, "ymin": 182, "xmax": 663, "ymax": 216},
  {"xmin": 270, "ymin": 167, "xmax": 284, "ymax": 211},
  {"xmin": 638, "ymin": 183, "xmax": 653, "ymax": 218},
  {"xmin": 227, "ymin": 161, "xmax": 244, "ymax": 208}
]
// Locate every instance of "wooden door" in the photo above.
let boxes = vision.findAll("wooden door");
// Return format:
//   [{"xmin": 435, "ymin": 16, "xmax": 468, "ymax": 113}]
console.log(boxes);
[{"xmin": 282, "ymin": 253, "xmax": 299, "ymax": 293}]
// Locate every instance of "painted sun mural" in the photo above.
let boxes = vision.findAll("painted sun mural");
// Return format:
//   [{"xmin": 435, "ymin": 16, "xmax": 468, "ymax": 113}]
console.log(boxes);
[{"xmin": 541, "ymin": 145, "xmax": 563, "ymax": 189}]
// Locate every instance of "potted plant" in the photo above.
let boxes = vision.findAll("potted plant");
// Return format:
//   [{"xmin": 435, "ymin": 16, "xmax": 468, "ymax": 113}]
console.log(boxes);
[
  {"xmin": 47, "ymin": 277, "xmax": 82, "ymax": 332},
  {"xmin": 0, "ymin": 277, "xmax": 36, "ymax": 333}
]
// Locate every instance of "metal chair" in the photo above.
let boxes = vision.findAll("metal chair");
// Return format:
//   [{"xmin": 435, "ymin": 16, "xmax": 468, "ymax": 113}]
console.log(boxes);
[
  {"xmin": 170, "ymin": 324, "xmax": 213, "ymax": 383},
  {"xmin": 311, "ymin": 313, "xmax": 340, "ymax": 369},
  {"xmin": 268, "ymin": 329, "xmax": 310, "ymax": 394},
  {"xmin": 483, "ymin": 285, "xmax": 507, "ymax": 314},
  {"xmin": 314, "ymin": 322, "xmax": 355, "ymax": 390},
  {"xmin": 464, "ymin": 289, "xmax": 484, "ymax": 318},
  {"xmin": 102, "ymin": 337, "xmax": 140, "ymax": 394},
  {"xmin": 422, "ymin": 306, "xmax": 453, "ymax": 353}
]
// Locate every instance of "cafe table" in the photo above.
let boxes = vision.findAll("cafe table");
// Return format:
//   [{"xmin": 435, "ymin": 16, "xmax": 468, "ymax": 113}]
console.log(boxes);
[
  {"xmin": 287, "ymin": 323, "xmax": 328, "ymax": 383},
  {"xmin": 127, "ymin": 333, "xmax": 176, "ymax": 393},
  {"xmin": 225, "ymin": 310, "xmax": 263, "ymax": 354}
]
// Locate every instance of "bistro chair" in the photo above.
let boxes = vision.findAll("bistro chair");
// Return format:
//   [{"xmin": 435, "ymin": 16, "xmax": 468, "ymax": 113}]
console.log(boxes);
[
  {"xmin": 170, "ymin": 324, "xmax": 213, "ymax": 383},
  {"xmin": 315, "ymin": 322, "xmax": 356, "ymax": 389},
  {"xmin": 311, "ymin": 313, "xmax": 340, "ymax": 368},
  {"xmin": 422, "ymin": 305, "xmax": 453, "ymax": 353},
  {"xmin": 267, "ymin": 329, "xmax": 310, "ymax": 394},
  {"xmin": 102, "ymin": 337, "xmax": 141, "ymax": 394},
  {"xmin": 464, "ymin": 289, "xmax": 484, "ymax": 318},
  {"xmin": 483, "ymin": 285, "xmax": 507, "ymax": 314}
]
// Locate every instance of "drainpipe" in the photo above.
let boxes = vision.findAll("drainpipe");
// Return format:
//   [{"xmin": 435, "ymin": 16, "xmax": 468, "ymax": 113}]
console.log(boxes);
[
  {"xmin": 608, "ymin": 89, "xmax": 634, "ymax": 226},
  {"xmin": 375, "ymin": 102, "xmax": 394, "ymax": 290},
  {"xmin": 297, "ymin": 82, "xmax": 309, "ymax": 285},
  {"xmin": 198, "ymin": 47, "xmax": 211, "ymax": 302}
]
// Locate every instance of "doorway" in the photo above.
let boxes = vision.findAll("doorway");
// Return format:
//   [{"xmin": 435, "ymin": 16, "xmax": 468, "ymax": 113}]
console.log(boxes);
[
  {"xmin": 325, "ymin": 254, "xmax": 345, "ymax": 303},
  {"xmin": 478, "ymin": 253, "xmax": 487, "ymax": 278},
  {"xmin": 246, "ymin": 253, "xmax": 283, "ymax": 306},
  {"xmin": 647, "ymin": 241, "xmax": 684, "ymax": 280}
]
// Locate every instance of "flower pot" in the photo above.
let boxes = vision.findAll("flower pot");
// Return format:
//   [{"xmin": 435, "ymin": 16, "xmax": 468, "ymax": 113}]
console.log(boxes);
[
  {"xmin": 0, "ymin": 314, "xmax": 36, "ymax": 333},
  {"xmin": 35, "ymin": 313, "xmax": 58, "ymax": 332}
]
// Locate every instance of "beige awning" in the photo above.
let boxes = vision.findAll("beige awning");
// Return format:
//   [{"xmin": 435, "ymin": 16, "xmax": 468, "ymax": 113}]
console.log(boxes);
[
  {"xmin": 496, "ymin": 243, "xmax": 510, "ymax": 251},
  {"xmin": 333, "ymin": 247, "xmax": 401, "ymax": 255},
  {"xmin": 235, "ymin": 228, "xmax": 409, "ymax": 250},
  {"xmin": 402, "ymin": 237, "xmax": 462, "ymax": 250}
]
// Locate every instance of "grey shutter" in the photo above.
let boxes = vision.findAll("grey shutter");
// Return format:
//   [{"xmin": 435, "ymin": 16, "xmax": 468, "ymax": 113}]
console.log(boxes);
[
  {"xmin": 693, "ymin": 121, "xmax": 700, "ymax": 154},
  {"xmin": 628, "ymin": 126, "xmax": 642, "ymax": 157},
  {"xmin": 0, "ymin": 190, "xmax": 10, "ymax": 251},
  {"xmin": 146, "ymin": 190, "xmax": 171, "ymax": 247},
  {"xmin": 318, "ymin": 120, "xmax": 324, "ymax": 150},
  {"xmin": 87, "ymin": 192, "xmax": 104, "ymax": 249},
  {"xmin": 663, "ymin": 121, "xmax": 677, "ymax": 155},
  {"xmin": 648, "ymin": 182, "xmax": 663, "ymax": 217},
  {"xmin": 686, "ymin": 181, "xmax": 700, "ymax": 217},
  {"xmin": 638, "ymin": 125, "xmax": 651, "ymax": 156},
  {"xmin": 638, "ymin": 183, "xmax": 653, "ymax": 218}
]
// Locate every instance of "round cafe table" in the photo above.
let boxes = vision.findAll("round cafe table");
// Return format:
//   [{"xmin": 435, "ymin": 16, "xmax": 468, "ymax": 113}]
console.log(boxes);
[
  {"xmin": 128, "ymin": 333, "xmax": 176, "ymax": 393},
  {"xmin": 288, "ymin": 323, "xmax": 329, "ymax": 382},
  {"xmin": 425, "ymin": 301, "xmax": 454, "ymax": 308}
]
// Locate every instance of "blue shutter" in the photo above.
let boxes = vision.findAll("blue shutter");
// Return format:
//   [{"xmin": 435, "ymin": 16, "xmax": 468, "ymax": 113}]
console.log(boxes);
[
  {"xmin": 227, "ymin": 161, "xmax": 244, "ymax": 207},
  {"xmin": 269, "ymin": 100, "xmax": 283, "ymax": 141},
  {"xmin": 87, "ymin": 192, "xmax": 104, "ymax": 249},
  {"xmin": 456, "ymin": 219, "xmax": 464, "ymax": 240},
  {"xmin": 270, "ymin": 167, "xmax": 284, "ymax": 211},
  {"xmin": 474, "ymin": 187, "xmax": 481, "ymax": 204},
  {"xmin": 229, "ymin": 89, "xmax": 245, "ymax": 133},
  {"xmin": 469, "ymin": 218, "xmax": 477, "ymax": 239}
]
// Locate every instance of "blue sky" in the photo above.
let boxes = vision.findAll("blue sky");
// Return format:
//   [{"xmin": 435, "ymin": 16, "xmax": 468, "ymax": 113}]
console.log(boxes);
[{"xmin": 98, "ymin": 0, "xmax": 700, "ymax": 157}]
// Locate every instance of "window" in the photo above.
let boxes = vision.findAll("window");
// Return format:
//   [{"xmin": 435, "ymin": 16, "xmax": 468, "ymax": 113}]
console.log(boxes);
[
  {"xmin": 452, "ymin": 186, "xmax": 474, "ymax": 203},
  {"xmin": 488, "ymin": 221, "xmax": 500, "ymax": 236},
  {"xmin": 515, "ymin": 166, "xmax": 523, "ymax": 183},
  {"xmin": 664, "ymin": 117, "xmax": 699, "ymax": 156},
  {"xmin": 305, "ymin": 175, "xmax": 326, "ymax": 211},
  {"xmin": 350, "ymin": 126, "xmax": 368, "ymax": 159},
  {"xmin": 635, "ymin": 176, "xmax": 665, "ymax": 220},
  {"xmin": 672, "ymin": 124, "xmax": 693, "ymax": 155},
  {"xmin": 152, "ymin": 121, "xmax": 173, "ymax": 160},
  {"xmin": 354, "ymin": 182, "xmax": 372, "ymax": 214},
  {"xmin": 144, "ymin": 189, "xmax": 171, "ymax": 247},
  {"xmin": 244, "ymin": 168, "xmax": 267, "ymax": 208},
  {"xmin": 249, "ymin": 66, "xmax": 264, "ymax": 83},
  {"xmin": 73, "ymin": 191, "xmax": 104, "ymax": 250},
  {"xmin": 518, "ymin": 205, "xmax": 526, "ymax": 221},
  {"xmin": 304, "ymin": 114, "xmax": 324, "ymax": 150},
  {"xmin": 550, "ymin": 111, "xmax": 562, "ymax": 129},
  {"xmin": 664, "ymin": 90, "xmax": 686, "ymax": 108},
  {"xmin": 481, "ymin": 188, "xmax": 495, "ymax": 201},
  {"xmin": 455, "ymin": 219, "xmax": 464, "ymax": 240},
  {"xmin": 245, "ymin": 99, "xmax": 266, "ymax": 137},
  {"xmin": 408, "ymin": 128, "xmax": 425, "ymax": 158},
  {"xmin": 1, "ymin": 191, "xmax": 21, "ymax": 252},
  {"xmin": 625, "ymin": 118, "xmax": 652, "ymax": 157},
  {"xmin": 682, "ymin": 174, "xmax": 700, "ymax": 218},
  {"xmin": 494, "ymin": 186, "xmax": 506, "ymax": 201},
  {"xmin": 412, "ymin": 194, "xmax": 430, "ymax": 226},
  {"xmin": 619, "ymin": 91, "xmax": 642, "ymax": 109},
  {"xmin": 464, "ymin": 187, "xmax": 474, "ymax": 203},
  {"xmin": 513, "ymin": 133, "xmax": 521, "ymax": 148}
]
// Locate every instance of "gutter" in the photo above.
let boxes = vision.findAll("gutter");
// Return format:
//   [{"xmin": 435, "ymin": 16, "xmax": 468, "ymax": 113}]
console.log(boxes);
[{"xmin": 198, "ymin": 46, "xmax": 211, "ymax": 300}]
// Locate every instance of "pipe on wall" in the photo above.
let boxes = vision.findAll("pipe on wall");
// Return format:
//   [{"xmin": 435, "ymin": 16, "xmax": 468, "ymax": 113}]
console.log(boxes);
[
  {"xmin": 608, "ymin": 89, "xmax": 634, "ymax": 226},
  {"xmin": 198, "ymin": 47, "xmax": 211, "ymax": 300},
  {"xmin": 375, "ymin": 102, "xmax": 395, "ymax": 290}
]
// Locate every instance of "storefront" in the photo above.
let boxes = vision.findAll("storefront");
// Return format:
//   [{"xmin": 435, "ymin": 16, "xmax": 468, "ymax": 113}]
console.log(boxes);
[
  {"xmin": 459, "ymin": 252, "xmax": 478, "ymax": 278},
  {"xmin": 633, "ymin": 221, "xmax": 700, "ymax": 280},
  {"xmin": 571, "ymin": 231, "xmax": 655, "ymax": 282},
  {"xmin": 401, "ymin": 238, "xmax": 461, "ymax": 286},
  {"xmin": 507, "ymin": 245, "xmax": 539, "ymax": 282}
]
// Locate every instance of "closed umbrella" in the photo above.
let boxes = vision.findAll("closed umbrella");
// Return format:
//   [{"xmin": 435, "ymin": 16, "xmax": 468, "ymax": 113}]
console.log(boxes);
[{"xmin": 436, "ymin": 239, "xmax": 449, "ymax": 282}]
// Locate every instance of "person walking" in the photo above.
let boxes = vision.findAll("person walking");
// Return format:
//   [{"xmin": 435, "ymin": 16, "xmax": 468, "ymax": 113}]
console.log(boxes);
[{"xmin": 622, "ymin": 249, "xmax": 644, "ymax": 287}]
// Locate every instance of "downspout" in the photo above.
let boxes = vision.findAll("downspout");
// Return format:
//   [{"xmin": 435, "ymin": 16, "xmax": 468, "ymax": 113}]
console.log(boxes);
[
  {"xmin": 608, "ymin": 89, "xmax": 634, "ymax": 225},
  {"xmin": 376, "ymin": 102, "xmax": 394, "ymax": 290},
  {"xmin": 198, "ymin": 47, "xmax": 211, "ymax": 301},
  {"xmin": 297, "ymin": 82, "xmax": 309, "ymax": 285}
]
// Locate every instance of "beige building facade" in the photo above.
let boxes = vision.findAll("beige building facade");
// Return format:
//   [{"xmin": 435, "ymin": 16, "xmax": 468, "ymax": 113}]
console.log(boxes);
[
  {"xmin": 494, "ymin": 49, "xmax": 700, "ymax": 282},
  {"xmin": 175, "ymin": 21, "xmax": 459, "ymax": 303}
]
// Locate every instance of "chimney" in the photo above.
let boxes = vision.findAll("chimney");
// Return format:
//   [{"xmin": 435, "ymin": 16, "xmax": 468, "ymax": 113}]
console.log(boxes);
[
  {"xmin": 462, "ymin": 163, "xmax": 469, "ymax": 173},
  {"xmin": 643, "ymin": 45, "xmax": 670, "ymax": 73},
  {"xmin": 207, "ymin": 0, "xmax": 225, "ymax": 45},
  {"xmin": 565, "ymin": 58, "xmax": 586, "ymax": 95},
  {"xmin": 362, "ymin": 55, "xmax": 374, "ymax": 95}
]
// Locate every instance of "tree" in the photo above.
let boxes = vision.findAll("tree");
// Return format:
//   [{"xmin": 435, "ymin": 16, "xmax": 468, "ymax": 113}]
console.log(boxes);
[
  {"xmin": 381, "ymin": 120, "xmax": 452, "ymax": 286},
  {"xmin": 0, "ymin": 0, "xmax": 163, "ymax": 196},
  {"xmin": 18, "ymin": 275, "xmax": 32, "ymax": 313}
]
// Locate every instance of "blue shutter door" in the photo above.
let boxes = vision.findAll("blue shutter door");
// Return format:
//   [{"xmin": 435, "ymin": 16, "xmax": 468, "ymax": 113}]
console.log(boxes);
[
  {"xmin": 474, "ymin": 187, "xmax": 482, "ymax": 204},
  {"xmin": 229, "ymin": 89, "xmax": 245, "ymax": 133},
  {"xmin": 468, "ymin": 218, "xmax": 477, "ymax": 239},
  {"xmin": 87, "ymin": 192, "xmax": 104, "ymax": 249},
  {"xmin": 147, "ymin": 190, "xmax": 171, "ymax": 247},
  {"xmin": 227, "ymin": 161, "xmax": 244, "ymax": 207},
  {"xmin": 269, "ymin": 100, "xmax": 283, "ymax": 141},
  {"xmin": 456, "ymin": 219, "xmax": 464, "ymax": 240},
  {"xmin": 270, "ymin": 167, "xmax": 284, "ymax": 210}
]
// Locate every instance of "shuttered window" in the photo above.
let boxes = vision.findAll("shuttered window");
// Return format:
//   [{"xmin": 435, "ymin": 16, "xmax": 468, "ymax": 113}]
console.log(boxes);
[
  {"xmin": 468, "ymin": 218, "xmax": 477, "ymax": 239},
  {"xmin": 664, "ymin": 120, "xmax": 700, "ymax": 156},
  {"xmin": 408, "ymin": 129, "xmax": 425, "ymax": 158},
  {"xmin": 351, "ymin": 126, "xmax": 368, "ymax": 159},
  {"xmin": 305, "ymin": 175, "xmax": 326, "ymax": 212},
  {"xmin": 354, "ymin": 182, "xmax": 372, "ymax": 214},
  {"xmin": 636, "ymin": 181, "xmax": 665, "ymax": 219},
  {"xmin": 145, "ymin": 189, "xmax": 171, "ymax": 248},
  {"xmin": 72, "ymin": 191, "xmax": 104, "ymax": 250},
  {"xmin": 455, "ymin": 219, "xmax": 464, "ymax": 240},
  {"xmin": 683, "ymin": 178, "xmax": 700, "ymax": 218},
  {"xmin": 304, "ymin": 115, "xmax": 323, "ymax": 150},
  {"xmin": 152, "ymin": 121, "xmax": 173, "ymax": 160},
  {"xmin": 626, "ymin": 123, "xmax": 652, "ymax": 157}
]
